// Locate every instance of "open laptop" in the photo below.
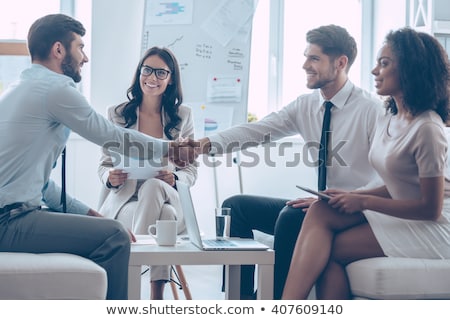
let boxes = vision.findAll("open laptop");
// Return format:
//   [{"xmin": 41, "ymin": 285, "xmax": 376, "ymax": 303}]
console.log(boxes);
[{"xmin": 176, "ymin": 181, "xmax": 269, "ymax": 251}]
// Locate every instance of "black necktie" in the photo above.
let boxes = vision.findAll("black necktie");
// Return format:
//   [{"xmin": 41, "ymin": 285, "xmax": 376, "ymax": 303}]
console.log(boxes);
[
  {"xmin": 61, "ymin": 147, "xmax": 67, "ymax": 212},
  {"xmin": 318, "ymin": 101, "xmax": 333, "ymax": 191}
]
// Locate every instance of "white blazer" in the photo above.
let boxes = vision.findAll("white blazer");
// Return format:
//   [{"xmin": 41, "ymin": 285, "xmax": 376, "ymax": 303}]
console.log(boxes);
[{"xmin": 97, "ymin": 103, "xmax": 197, "ymax": 218}]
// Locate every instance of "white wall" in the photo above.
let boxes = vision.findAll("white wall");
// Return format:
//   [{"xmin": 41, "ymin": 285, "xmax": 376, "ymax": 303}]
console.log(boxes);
[
  {"xmin": 90, "ymin": 0, "xmax": 145, "ymax": 114},
  {"xmin": 372, "ymin": 0, "xmax": 407, "ymax": 53}
]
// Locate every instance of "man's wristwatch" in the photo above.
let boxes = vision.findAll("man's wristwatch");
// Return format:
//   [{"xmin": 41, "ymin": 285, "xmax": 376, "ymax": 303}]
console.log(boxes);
[{"xmin": 106, "ymin": 180, "xmax": 119, "ymax": 189}]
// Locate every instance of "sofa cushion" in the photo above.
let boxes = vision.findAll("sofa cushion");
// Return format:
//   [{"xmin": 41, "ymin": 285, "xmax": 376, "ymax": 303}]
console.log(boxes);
[
  {"xmin": 0, "ymin": 252, "xmax": 107, "ymax": 299},
  {"xmin": 346, "ymin": 257, "xmax": 450, "ymax": 299}
]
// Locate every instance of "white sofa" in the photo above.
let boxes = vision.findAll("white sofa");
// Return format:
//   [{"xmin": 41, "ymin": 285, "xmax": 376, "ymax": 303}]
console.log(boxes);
[
  {"xmin": 0, "ymin": 252, "xmax": 107, "ymax": 299},
  {"xmin": 254, "ymin": 231, "xmax": 450, "ymax": 299},
  {"xmin": 346, "ymin": 257, "xmax": 450, "ymax": 299}
]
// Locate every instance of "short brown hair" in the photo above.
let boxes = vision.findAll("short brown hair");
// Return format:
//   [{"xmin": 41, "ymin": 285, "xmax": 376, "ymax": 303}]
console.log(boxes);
[
  {"xmin": 306, "ymin": 25, "xmax": 357, "ymax": 71},
  {"xmin": 27, "ymin": 14, "xmax": 85, "ymax": 61}
]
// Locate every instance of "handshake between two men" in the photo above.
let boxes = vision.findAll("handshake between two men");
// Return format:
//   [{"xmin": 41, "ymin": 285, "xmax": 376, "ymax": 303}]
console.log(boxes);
[{"xmin": 168, "ymin": 137, "xmax": 211, "ymax": 167}]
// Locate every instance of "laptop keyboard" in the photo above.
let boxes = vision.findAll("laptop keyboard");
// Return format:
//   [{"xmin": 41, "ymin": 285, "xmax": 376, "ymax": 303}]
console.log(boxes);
[{"xmin": 203, "ymin": 239, "xmax": 237, "ymax": 247}]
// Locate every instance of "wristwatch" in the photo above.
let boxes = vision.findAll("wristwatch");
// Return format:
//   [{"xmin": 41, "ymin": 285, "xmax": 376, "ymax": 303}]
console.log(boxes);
[{"xmin": 106, "ymin": 180, "xmax": 119, "ymax": 189}]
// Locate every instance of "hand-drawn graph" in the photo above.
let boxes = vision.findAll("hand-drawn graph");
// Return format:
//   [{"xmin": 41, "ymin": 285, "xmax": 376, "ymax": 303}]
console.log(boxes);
[{"xmin": 142, "ymin": 0, "xmax": 255, "ymax": 136}]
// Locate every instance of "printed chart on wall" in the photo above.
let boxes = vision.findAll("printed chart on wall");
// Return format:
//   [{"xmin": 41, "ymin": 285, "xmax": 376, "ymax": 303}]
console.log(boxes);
[{"xmin": 142, "ymin": 0, "xmax": 256, "ymax": 138}]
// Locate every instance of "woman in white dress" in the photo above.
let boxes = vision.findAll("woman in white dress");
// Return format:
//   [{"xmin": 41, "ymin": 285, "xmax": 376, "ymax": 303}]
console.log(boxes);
[
  {"xmin": 98, "ymin": 47, "xmax": 197, "ymax": 299},
  {"xmin": 282, "ymin": 27, "xmax": 450, "ymax": 299}
]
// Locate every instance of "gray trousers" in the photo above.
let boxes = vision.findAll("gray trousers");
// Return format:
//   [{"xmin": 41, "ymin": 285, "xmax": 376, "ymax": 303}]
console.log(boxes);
[{"xmin": 0, "ymin": 206, "xmax": 131, "ymax": 299}]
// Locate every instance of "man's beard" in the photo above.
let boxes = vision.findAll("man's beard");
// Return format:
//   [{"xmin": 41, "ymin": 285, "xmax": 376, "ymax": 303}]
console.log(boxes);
[
  {"xmin": 306, "ymin": 65, "xmax": 338, "ymax": 90},
  {"xmin": 61, "ymin": 53, "xmax": 82, "ymax": 83},
  {"xmin": 307, "ymin": 77, "xmax": 333, "ymax": 90}
]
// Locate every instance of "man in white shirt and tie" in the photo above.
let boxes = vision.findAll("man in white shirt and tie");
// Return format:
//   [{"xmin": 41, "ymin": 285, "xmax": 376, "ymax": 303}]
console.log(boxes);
[{"xmin": 197, "ymin": 24, "xmax": 384, "ymax": 299}]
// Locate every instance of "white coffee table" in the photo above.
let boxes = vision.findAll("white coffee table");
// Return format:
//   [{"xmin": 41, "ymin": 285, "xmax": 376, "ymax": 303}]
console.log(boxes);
[{"xmin": 128, "ymin": 237, "xmax": 274, "ymax": 300}]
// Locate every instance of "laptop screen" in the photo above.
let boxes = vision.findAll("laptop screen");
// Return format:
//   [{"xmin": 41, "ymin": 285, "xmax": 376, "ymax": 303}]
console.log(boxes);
[{"xmin": 176, "ymin": 181, "xmax": 205, "ymax": 249}]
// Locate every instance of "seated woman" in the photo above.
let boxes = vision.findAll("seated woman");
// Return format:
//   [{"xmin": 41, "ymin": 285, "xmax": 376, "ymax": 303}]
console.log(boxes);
[
  {"xmin": 282, "ymin": 27, "xmax": 450, "ymax": 299},
  {"xmin": 98, "ymin": 47, "xmax": 197, "ymax": 299}
]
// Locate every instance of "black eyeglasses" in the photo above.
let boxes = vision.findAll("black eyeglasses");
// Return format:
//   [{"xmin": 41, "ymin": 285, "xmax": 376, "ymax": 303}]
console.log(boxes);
[{"xmin": 140, "ymin": 65, "xmax": 171, "ymax": 80}]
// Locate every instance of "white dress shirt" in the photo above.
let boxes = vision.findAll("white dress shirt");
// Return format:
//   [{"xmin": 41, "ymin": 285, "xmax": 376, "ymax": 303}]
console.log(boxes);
[{"xmin": 208, "ymin": 80, "xmax": 384, "ymax": 191}]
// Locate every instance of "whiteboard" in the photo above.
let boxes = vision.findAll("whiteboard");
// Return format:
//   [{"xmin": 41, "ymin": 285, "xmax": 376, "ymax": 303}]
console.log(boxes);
[{"xmin": 141, "ymin": 0, "xmax": 255, "ymax": 138}]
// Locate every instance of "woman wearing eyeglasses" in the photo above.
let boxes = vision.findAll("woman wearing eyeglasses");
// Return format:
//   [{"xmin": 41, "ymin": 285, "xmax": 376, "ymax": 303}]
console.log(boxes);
[{"xmin": 97, "ymin": 47, "xmax": 197, "ymax": 299}]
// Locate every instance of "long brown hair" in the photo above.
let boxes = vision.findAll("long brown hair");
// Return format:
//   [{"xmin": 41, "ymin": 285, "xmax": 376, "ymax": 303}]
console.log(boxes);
[{"xmin": 116, "ymin": 47, "xmax": 183, "ymax": 139}]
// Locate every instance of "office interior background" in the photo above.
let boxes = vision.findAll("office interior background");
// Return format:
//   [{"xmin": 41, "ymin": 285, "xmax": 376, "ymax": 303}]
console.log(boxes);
[{"xmin": 1, "ymin": 0, "xmax": 449, "ymax": 237}]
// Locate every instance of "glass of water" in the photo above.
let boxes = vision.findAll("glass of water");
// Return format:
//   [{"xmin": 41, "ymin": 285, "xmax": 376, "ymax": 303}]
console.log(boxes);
[{"xmin": 215, "ymin": 207, "xmax": 231, "ymax": 239}]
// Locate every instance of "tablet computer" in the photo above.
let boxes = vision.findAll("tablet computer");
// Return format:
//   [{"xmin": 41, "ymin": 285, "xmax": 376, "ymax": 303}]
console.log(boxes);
[{"xmin": 296, "ymin": 185, "xmax": 332, "ymax": 201}]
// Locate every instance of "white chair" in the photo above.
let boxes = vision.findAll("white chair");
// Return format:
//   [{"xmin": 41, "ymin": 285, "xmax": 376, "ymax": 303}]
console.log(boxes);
[
  {"xmin": 346, "ymin": 257, "xmax": 450, "ymax": 299},
  {"xmin": 0, "ymin": 252, "xmax": 107, "ymax": 299},
  {"xmin": 254, "ymin": 231, "xmax": 450, "ymax": 299}
]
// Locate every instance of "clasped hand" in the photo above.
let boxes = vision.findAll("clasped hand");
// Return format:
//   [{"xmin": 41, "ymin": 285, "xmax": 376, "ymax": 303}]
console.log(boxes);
[{"xmin": 168, "ymin": 138, "xmax": 199, "ymax": 167}]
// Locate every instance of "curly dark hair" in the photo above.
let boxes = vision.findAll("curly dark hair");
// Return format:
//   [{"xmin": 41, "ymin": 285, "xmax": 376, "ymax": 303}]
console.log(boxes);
[
  {"xmin": 384, "ymin": 27, "xmax": 450, "ymax": 122},
  {"xmin": 116, "ymin": 47, "xmax": 183, "ymax": 140}
]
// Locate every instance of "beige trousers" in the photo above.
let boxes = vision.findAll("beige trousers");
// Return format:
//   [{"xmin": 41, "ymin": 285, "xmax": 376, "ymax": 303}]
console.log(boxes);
[{"xmin": 117, "ymin": 179, "xmax": 185, "ymax": 281}]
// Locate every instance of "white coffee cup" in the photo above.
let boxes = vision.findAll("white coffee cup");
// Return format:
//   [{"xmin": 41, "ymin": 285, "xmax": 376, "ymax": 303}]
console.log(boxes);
[{"xmin": 148, "ymin": 220, "xmax": 177, "ymax": 246}]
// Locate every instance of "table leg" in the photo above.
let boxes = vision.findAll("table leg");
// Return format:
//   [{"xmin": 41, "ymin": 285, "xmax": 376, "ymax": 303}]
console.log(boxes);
[
  {"xmin": 257, "ymin": 264, "xmax": 274, "ymax": 300},
  {"xmin": 224, "ymin": 265, "xmax": 241, "ymax": 300},
  {"xmin": 128, "ymin": 265, "xmax": 141, "ymax": 300}
]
